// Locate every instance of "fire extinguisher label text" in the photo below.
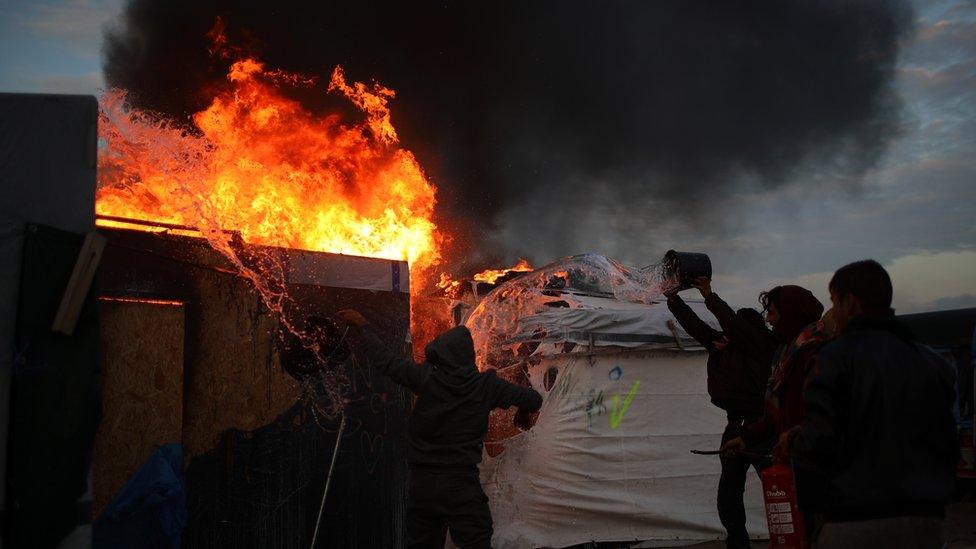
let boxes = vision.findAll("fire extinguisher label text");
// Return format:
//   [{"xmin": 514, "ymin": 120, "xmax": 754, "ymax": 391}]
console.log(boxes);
[
  {"xmin": 770, "ymin": 512, "xmax": 793, "ymax": 524},
  {"xmin": 770, "ymin": 524, "xmax": 796, "ymax": 534}
]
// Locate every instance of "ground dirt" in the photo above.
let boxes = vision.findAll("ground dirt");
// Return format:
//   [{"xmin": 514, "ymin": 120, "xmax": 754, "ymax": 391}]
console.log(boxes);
[{"xmin": 679, "ymin": 502, "xmax": 976, "ymax": 549}]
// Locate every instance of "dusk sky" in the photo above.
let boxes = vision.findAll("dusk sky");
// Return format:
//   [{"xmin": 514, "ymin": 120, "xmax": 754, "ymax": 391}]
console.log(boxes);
[{"xmin": 1, "ymin": 0, "xmax": 973, "ymax": 314}]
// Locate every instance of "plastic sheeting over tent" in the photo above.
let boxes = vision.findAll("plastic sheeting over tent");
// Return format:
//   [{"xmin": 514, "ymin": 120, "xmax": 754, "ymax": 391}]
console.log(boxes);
[
  {"xmin": 466, "ymin": 254, "xmax": 668, "ymax": 372},
  {"xmin": 465, "ymin": 255, "xmax": 766, "ymax": 547}
]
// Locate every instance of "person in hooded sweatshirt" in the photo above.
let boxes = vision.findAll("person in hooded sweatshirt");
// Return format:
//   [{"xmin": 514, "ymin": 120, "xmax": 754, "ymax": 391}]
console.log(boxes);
[
  {"xmin": 336, "ymin": 309, "xmax": 543, "ymax": 549},
  {"xmin": 665, "ymin": 276, "xmax": 777, "ymax": 549}
]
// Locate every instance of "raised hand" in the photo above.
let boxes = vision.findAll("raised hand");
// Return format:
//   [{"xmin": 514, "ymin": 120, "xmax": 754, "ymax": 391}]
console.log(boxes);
[
  {"xmin": 713, "ymin": 335, "xmax": 730, "ymax": 351},
  {"xmin": 692, "ymin": 276, "xmax": 712, "ymax": 298}
]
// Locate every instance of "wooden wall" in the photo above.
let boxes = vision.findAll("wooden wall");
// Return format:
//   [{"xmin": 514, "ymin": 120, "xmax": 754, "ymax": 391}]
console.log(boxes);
[
  {"xmin": 92, "ymin": 299, "xmax": 185, "ymax": 517},
  {"xmin": 95, "ymin": 229, "xmax": 411, "ymax": 547}
]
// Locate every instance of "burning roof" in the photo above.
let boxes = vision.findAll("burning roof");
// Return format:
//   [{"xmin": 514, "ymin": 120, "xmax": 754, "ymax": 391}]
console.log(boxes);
[
  {"xmin": 463, "ymin": 254, "xmax": 699, "ymax": 372},
  {"xmin": 96, "ymin": 57, "xmax": 439, "ymax": 271},
  {"xmin": 94, "ymin": 26, "xmax": 446, "ymax": 353}
]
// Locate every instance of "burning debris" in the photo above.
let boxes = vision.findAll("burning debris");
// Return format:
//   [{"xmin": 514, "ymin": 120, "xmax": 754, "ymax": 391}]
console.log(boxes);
[
  {"xmin": 97, "ymin": 58, "xmax": 439, "ymax": 271},
  {"xmin": 437, "ymin": 259, "xmax": 534, "ymax": 297},
  {"xmin": 103, "ymin": 0, "xmax": 914, "ymax": 266},
  {"xmin": 472, "ymin": 258, "xmax": 533, "ymax": 285},
  {"xmin": 465, "ymin": 254, "xmax": 666, "ymax": 372},
  {"xmin": 430, "ymin": 258, "xmax": 536, "ymax": 329},
  {"xmin": 2, "ymin": 2, "xmax": 966, "ymax": 548},
  {"xmin": 439, "ymin": 254, "xmax": 678, "ymax": 454},
  {"xmin": 95, "ymin": 26, "xmax": 446, "ymax": 399},
  {"xmin": 68, "ymin": 30, "xmax": 448, "ymax": 545}
]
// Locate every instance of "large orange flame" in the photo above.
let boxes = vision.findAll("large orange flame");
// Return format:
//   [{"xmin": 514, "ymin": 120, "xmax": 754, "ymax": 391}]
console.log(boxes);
[
  {"xmin": 435, "ymin": 259, "xmax": 534, "ymax": 299},
  {"xmin": 472, "ymin": 258, "xmax": 533, "ymax": 284},
  {"xmin": 96, "ymin": 58, "xmax": 440, "ymax": 275},
  {"xmin": 93, "ymin": 28, "xmax": 449, "ymax": 415}
]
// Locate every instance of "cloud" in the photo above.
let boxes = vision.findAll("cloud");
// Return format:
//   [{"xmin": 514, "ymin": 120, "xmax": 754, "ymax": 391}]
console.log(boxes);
[
  {"xmin": 711, "ymin": 250, "xmax": 976, "ymax": 315},
  {"xmin": 91, "ymin": 0, "xmax": 975, "ymax": 309},
  {"xmin": 0, "ymin": 65, "xmax": 104, "ymax": 95},
  {"xmin": 487, "ymin": 3, "xmax": 976, "ymax": 279},
  {"xmin": 886, "ymin": 249, "xmax": 976, "ymax": 311},
  {"xmin": 485, "ymin": 3, "xmax": 975, "ymax": 325},
  {"xmin": 102, "ymin": 0, "xmax": 915, "ymax": 266},
  {"xmin": 19, "ymin": 0, "xmax": 123, "ymax": 59},
  {"xmin": 23, "ymin": 70, "xmax": 104, "ymax": 95},
  {"xmin": 493, "ymin": 136, "xmax": 976, "ymax": 279},
  {"xmin": 896, "ymin": 13, "xmax": 976, "ymax": 151},
  {"xmin": 906, "ymin": 19, "xmax": 976, "ymax": 66},
  {"xmin": 932, "ymin": 293, "xmax": 976, "ymax": 310}
]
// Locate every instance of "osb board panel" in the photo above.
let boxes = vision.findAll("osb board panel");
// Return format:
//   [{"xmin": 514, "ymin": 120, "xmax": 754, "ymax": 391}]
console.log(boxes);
[
  {"xmin": 95, "ymin": 228, "xmax": 409, "ymax": 463},
  {"xmin": 92, "ymin": 299, "xmax": 185, "ymax": 518},
  {"xmin": 181, "ymin": 267, "xmax": 300, "ymax": 459}
]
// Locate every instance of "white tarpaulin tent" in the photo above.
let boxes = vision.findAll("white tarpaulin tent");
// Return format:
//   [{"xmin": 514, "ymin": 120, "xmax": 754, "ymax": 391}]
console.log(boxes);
[{"xmin": 464, "ymin": 255, "xmax": 766, "ymax": 547}]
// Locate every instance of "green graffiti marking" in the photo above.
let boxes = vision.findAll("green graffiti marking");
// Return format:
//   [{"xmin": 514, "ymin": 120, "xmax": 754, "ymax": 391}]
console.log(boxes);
[{"xmin": 609, "ymin": 380, "xmax": 640, "ymax": 430}]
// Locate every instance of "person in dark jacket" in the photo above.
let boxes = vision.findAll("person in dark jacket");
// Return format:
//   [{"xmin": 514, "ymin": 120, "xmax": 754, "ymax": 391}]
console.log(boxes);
[
  {"xmin": 336, "ymin": 309, "xmax": 543, "ymax": 549},
  {"xmin": 666, "ymin": 277, "xmax": 777, "ymax": 549},
  {"xmin": 780, "ymin": 260, "xmax": 957, "ymax": 548}
]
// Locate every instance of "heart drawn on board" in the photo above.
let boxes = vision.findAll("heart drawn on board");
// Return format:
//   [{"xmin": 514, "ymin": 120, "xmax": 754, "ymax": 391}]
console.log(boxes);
[{"xmin": 360, "ymin": 432, "xmax": 384, "ymax": 475}]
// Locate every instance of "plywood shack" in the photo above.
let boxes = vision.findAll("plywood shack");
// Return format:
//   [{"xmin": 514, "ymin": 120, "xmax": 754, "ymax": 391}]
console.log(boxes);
[
  {"xmin": 179, "ymin": 261, "xmax": 298, "ymax": 459},
  {"xmin": 96, "ymin": 226, "xmax": 411, "ymax": 548}
]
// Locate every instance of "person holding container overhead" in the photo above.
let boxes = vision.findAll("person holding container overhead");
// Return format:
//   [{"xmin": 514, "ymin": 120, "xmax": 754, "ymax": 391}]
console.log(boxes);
[{"xmin": 663, "ymin": 251, "xmax": 777, "ymax": 549}]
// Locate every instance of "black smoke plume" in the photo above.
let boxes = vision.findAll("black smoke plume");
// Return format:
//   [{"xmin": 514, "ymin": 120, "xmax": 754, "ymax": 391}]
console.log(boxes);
[{"xmin": 103, "ymin": 0, "xmax": 914, "ymax": 268}]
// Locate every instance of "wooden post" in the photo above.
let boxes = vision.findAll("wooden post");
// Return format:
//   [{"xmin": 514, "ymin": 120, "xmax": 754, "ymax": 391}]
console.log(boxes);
[{"xmin": 52, "ymin": 230, "xmax": 106, "ymax": 335}]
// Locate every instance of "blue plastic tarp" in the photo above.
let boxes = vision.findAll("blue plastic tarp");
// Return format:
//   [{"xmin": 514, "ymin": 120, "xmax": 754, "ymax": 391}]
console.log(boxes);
[{"xmin": 93, "ymin": 443, "xmax": 187, "ymax": 549}]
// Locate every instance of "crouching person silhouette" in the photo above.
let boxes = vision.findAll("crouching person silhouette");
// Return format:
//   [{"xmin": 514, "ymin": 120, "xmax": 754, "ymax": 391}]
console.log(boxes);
[{"xmin": 336, "ymin": 310, "xmax": 543, "ymax": 549}]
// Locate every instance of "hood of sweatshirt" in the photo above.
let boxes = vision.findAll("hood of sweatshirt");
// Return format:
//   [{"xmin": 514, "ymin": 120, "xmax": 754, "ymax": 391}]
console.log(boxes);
[{"xmin": 424, "ymin": 325, "xmax": 482, "ymax": 394}]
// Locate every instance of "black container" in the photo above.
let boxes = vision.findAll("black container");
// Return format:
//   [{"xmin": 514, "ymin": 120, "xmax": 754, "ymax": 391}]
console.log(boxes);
[{"xmin": 662, "ymin": 250, "xmax": 712, "ymax": 291}]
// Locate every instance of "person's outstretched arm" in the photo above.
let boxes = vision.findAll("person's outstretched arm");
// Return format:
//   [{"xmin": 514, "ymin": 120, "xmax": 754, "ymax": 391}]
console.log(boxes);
[
  {"xmin": 487, "ymin": 373, "xmax": 543, "ymax": 412},
  {"xmin": 666, "ymin": 292, "xmax": 720, "ymax": 349},
  {"xmin": 337, "ymin": 310, "xmax": 429, "ymax": 394}
]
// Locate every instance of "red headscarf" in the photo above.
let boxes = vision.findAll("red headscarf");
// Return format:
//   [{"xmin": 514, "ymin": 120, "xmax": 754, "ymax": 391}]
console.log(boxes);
[{"xmin": 773, "ymin": 285, "xmax": 824, "ymax": 343}]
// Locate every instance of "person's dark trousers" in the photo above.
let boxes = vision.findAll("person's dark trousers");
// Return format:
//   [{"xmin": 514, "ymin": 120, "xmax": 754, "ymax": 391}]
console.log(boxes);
[
  {"xmin": 407, "ymin": 467, "xmax": 493, "ymax": 549},
  {"xmin": 718, "ymin": 416, "xmax": 771, "ymax": 549}
]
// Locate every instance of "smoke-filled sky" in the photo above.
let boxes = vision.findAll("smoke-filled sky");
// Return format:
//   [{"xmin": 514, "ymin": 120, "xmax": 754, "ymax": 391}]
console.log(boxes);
[{"xmin": 1, "ymin": 0, "xmax": 973, "ymax": 313}]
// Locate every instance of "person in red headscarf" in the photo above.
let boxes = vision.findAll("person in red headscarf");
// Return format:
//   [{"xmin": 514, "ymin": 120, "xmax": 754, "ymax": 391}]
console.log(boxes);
[
  {"xmin": 721, "ymin": 284, "xmax": 831, "ymax": 536},
  {"xmin": 720, "ymin": 285, "xmax": 827, "ymax": 461}
]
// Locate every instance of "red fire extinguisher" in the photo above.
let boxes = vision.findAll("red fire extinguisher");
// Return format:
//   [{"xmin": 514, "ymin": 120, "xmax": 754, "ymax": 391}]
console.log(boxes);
[{"xmin": 760, "ymin": 460, "xmax": 809, "ymax": 549}]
